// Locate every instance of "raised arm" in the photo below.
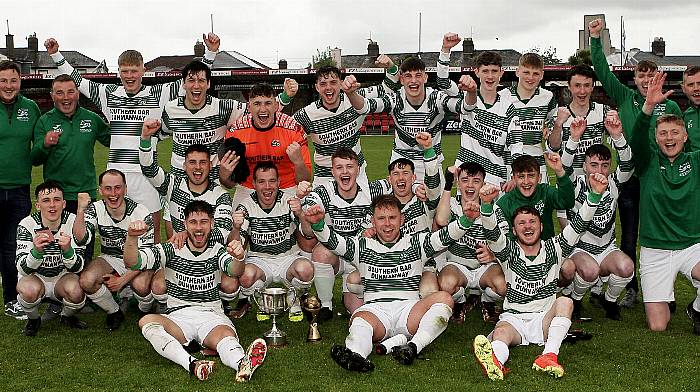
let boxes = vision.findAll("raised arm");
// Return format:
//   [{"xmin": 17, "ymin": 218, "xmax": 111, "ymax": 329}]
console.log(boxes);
[
  {"xmin": 342, "ymin": 75, "xmax": 394, "ymax": 114},
  {"xmin": 548, "ymin": 107, "xmax": 572, "ymax": 152},
  {"xmin": 139, "ymin": 119, "xmax": 171, "ymax": 196},
  {"xmin": 556, "ymin": 173, "xmax": 606, "ymax": 257},
  {"xmin": 72, "ymin": 193, "xmax": 94, "ymax": 247},
  {"xmin": 588, "ymin": 19, "xmax": 630, "ymax": 105},
  {"xmin": 422, "ymin": 204, "xmax": 476, "ymax": 259},
  {"xmin": 560, "ymin": 116, "xmax": 587, "ymax": 179},
  {"xmin": 544, "ymin": 152, "xmax": 575, "ymax": 210},
  {"xmin": 306, "ymin": 205, "xmax": 360, "ymax": 267},
  {"xmin": 630, "ymin": 72, "xmax": 674, "ymax": 174},
  {"xmin": 434, "ymin": 168, "xmax": 456, "ymax": 227},
  {"xmin": 605, "ymin": 110, "xmax": 635, "ymax": 184}
]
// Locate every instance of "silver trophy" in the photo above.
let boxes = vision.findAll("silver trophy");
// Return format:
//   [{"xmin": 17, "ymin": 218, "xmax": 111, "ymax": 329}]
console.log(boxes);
[{"xmin": 252, "ymin": 287, "xmax": 296, "ymax": 347}]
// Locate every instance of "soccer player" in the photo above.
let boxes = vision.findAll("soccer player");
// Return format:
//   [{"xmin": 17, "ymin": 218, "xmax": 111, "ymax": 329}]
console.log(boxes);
[
  {"xmin": 123, "ymin": 201, "xmax": 266, "ymax": 382},
  {"xmin": 343, "ymin": 57, "xmax": 465, "ymax": 181},
  {"xmin": 434, "ymin": 163, "xmax": 506, "ymax": 324},
  {"xmin": 588, "ymin": 18, "xmax": 682, "ymax": 307},
  {"xmin": 305, "ymin": 194, "xmax": 478, "ymax": 372},
  {"xmin": 300, "ymin": 147, "xmax": 390, "ymax": 320},
  {"xmin": 628, "ymin": 72, "xmax": 700, "ymax": 334},
  {"xmin": 73, "ymin": 170, "xmax": 155, "ymax": 328},
  {"xmin": 472, "ymin": 174, "xmax": 608, "ymax": 380},
  {"xmin": 221, "ymin": 83, "xmax": 312, "ymax": 206},
  {"xmin": 0, "ymin": 60, "xmax": 41, "ymax": 320},
  {"xmin": 437, "ymin": 33, "xmax": 520, "ymax": 189},
  {"xmin": 44, "ymin": 33, "xmax": 220, "ymax": 240},
  {"xmin": 560, "ymin": 113, "xmax": 634, "ymax": 320},
  {"xmin": 681, "ymin": 66, "xmax": 700, "ymax": 150},
  {"xmin": 498, "ymin": 53, "xmax": 557, "ymax": 182},
  {"xmin": 232, "ymin": 161, "xmax": 314, "ymax": 322},
  {"xmin": 16, "ymin": 181, "xmax": 86, "ymax": 336},
  {"xmin": 292, "ymin": 60, "xmax": 396, "ymax": 187}
]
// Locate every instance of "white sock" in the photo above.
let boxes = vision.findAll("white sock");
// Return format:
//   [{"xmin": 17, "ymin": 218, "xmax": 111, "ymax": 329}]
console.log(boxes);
[
  {"xmin": 409, "ymin": 303, "xmax": 452, "ymax": 353},
  {"xmin": 219, "ymin": 287, "xmax": 240, "ymax": 302},
  {"xmin": 216, "ymin": 336, "xmax": 245, "ymax": 370},
  {"xmin": 605, "ymin": 274, "xmax": 633, "ymax": 302},
  {"xmin": 153, "ymin": 292, "xmax": 168, "ymax": 305},
  {"xmin": 291, "ymin": 277, "xmax": 313, "ymax": 291},
  {"xmin": 481, "ymin": 287, "xmax": 502, "ymax": 302},
  {"xmin": 17, "ymin": 295, "xmax": 41, "ymax": 319},
  {"xmin": 242, "ymin": 280, "xmax": 265, "ymax": 298},
  {"xmin": 491, "ymin": 339, "xmax": 510, "ymax": 365},
  {"xmin": 134, "ymin": 292, "xmax": 154, "ymax": 313},
  {"xmin": 543, "ymin": 316, "xmax": 571, "ymax": 355},
  {"xmin": 571, "ymin": 273, "xmax": 594, "ymax": 301},
  {"xmin": 452, "ymin": 287, "xmax": 465, "ymax": 303},
  {"xmin": 87, "ymin": 285, "xmax": 120, "ymax": 314},
  {"xmin": 61, "ymin": 297, "xmax": 85, "ymax": 317},
  {"xmin": 345, "ymin": 317, "xmax": 374, "ymax": 358},
  {"xmin": 141, "ymin": 322, "xmax": 194, "ymax": 371},
  {"xmin": 313, "ymin": 262, "xmax": 335, "ymax": 310},
  {"xmin": 378, "ymin": 334, "xmax": 408, "ymax": 353},
  {"xmin": 590, "ymin": 279, "xmax": 604, "ymax": 295},
  {"xmin": 693, "ymin": 281, "xmax": 700, "ymax": 312}
]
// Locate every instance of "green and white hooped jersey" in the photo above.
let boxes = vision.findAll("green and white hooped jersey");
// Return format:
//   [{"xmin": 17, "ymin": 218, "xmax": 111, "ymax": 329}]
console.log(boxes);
[
  {"xmin": 16, "ymin": 211, "xmax": 84, "ymax": 278},
  {"xmin": 481, "ymin": 194, "xmax": 598, "ymax": 315},
  {"xmin": 140, "ymin": 141, "xmax": 233, "ymax": 244},
  {"xmin": 553, "ymin": 102, "xmax": 610, "ymax": 179},
  {"xmin": 394, "ymin": 150, "xmax": 442, "ymax": 236},
  {"xmin": 50, "ymin": 50, "xmax": 216, "ymax": 173},
  {"xmin": 136, "ymin": 241, "xmax": 234, "ymax": 312},
  {"xmin": 161, "ymin": 95, "xmax": 247, "ymax": 179},
  {"xmin": 499, "ymin": 85, "xmax": 557, "ymax": 175},
  {"xmin": 444, "ymin": 196, "xmax": 489, "ymax": 270},
  {"xmin": 237, "ymin": 191, "xmax": 299, "ymax": 258},
  {"xmin": 80, "ymin": 197, "xmax": 154, "ymax": 259}
]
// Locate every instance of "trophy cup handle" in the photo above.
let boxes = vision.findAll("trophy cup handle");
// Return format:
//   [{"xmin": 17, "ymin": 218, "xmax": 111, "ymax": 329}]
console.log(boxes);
[
  {"xmin": 285, "ymin": 287, "xmax": 297, "ymax": 312},
  {"xmin": 252, "ymin": 287, "xmax": 264, "ymax": 310}
]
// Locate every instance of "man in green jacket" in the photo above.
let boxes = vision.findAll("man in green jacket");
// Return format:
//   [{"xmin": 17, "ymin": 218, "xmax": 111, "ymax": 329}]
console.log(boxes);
[
  {"xmin": 31, "ymin": 74, "xmax": 110, "ymax": 263},
  {"xmin": 681, "ymin": 66, "xmax": 700, "ymax": 150},
  {"xmin": 0, "ymin": 60, "xmax": 41, "ymax": 319},
  {"xmin": 629, "ymin": 72, "xmax": 700, "ymax": 335},
  {"xmin": 588, "ymin": 18, "xmax": 682, "ymax": 307}
]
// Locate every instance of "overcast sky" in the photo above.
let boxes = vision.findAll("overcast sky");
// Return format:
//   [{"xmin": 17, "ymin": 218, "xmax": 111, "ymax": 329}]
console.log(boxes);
[{"xmin": 4, "ymin": 0, "xmax": 698, "ymax": 70}]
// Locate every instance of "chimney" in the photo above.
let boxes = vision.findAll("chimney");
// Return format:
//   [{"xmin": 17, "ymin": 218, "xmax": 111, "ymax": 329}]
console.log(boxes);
[
  {"xmin": 5, "ymin": 33, "xmax": 14, "ymax": 60},
  {"xmin": 278, "ymin": 59, "xmax": 287, "ymax": 69},
  {"xmin": 194, "ymin": 40, "xmax": 205, "ymax": 57},
  {"xmin": 462, "ymin": 37, "xmax": 475, "ymax": 57},
  {"xmin": 367, "ymin": 40, "xmax": 379, "ymax": 59},
  {"xmin": 331, "ymin": 47, "xmax": 342, "ymax": 68},
  {"xmin": 27, "ymin": 32, "xmax": 38, "ymax": 52},
  {"xmin": 651, "ymin": 37, "xmax": 665, "ymax": 57}
]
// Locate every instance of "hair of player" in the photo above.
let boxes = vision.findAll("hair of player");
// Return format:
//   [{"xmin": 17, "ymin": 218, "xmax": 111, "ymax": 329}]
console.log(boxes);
[
  {"xmin": 566, "ymin": 64, "xmax": 596, "ymax": 83},
  {"xmin": 98, "ymin": 169, "xmax": 126, "ymax": 185},
  {"xmin": 519, "ymin": 53, "xmax": 544, "ymax": 69},
  {"xmin": 253, "ymin": 161, "xmax": 279, "ymax": 181},
  {"xmin": 35, "ymin": 180, "xmax": 64, "ymax": 198},
  {"xmin": 51, "ymin": 74, "xmax": 76, "ymax": 90},
  {"xmin": 331, "ymin": 147, "xmax": 359, "ymax": 163},
  {"xmin": 513, "ymin": 205, "xmax": 541, "ymax": 223},
  {"xmin": 0, "ymin": 60, "xmax": 20, "ymax": 75},
  {"xmin": 458, "ymin": 162, "xmax": 486, "ymax": 179},
  {"xmin": 388, "ymin": 157, "xmax": 415, "ymax": 173},
  {"xmin": 400, "ymin": 57, "xmax": 426, "ymax": 73},
  {"xmin": 249, "ymin": 83, "xmax": 276, "ymax": 100},
  {"xmin": 635, "ymin": 60, "xmax": 657, "ymax": 74},
  {"xmin": 683, "ymin": 65, "xmax": 700, "ymax": 81},
  {"xmin": 118, "ymin": 50, "xmax": 144, "ymax": 67},
  {"xmin": 316, "ymin": 66, "xmax": 342, "ymax": 82},
  {"xmin": 655, "ymin": 113, "xmax": 686, "ymax": 131},
  {"xmin": 475, "ymin": 51, "xmax": 503, "ymax": 68},
  {"xmin": 585, "ymin": 144, "xmax": 612, "ymax": 161},
  {"xmin": 181, "ymin": 60, "xmax": 211, "ymax": 83},
  {"xmin": 183, "ymin": 200, "xmax": 214, "ymax": 219},
  {"xmin": 511, "ymin": 155, "xmax": 540, "ymax": 175},
  {"xmin": 185, "ymin": 143, "xmax": 211, "ymax": 158},
  {"xmin": 370, "ymin": 194, "xmax": 402, "ymax": 213}
]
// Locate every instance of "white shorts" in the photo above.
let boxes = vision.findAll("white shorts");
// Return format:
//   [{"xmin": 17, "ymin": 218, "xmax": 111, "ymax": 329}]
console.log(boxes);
[
  {"xmin": 32, "ymin": 272, "xmax": 71, "ymax": 302},
  {"xmin": 232, "ymin": 185, "xmax": 297, "ymax": 208},
  {"xmin": 247, "ymin": 254, "xmax": 307, "ymax": 286},
  {"xmin": 438, "ymin": 261, "xmax": 494, "ymax": 290},
  {"xmin": 353, "ymin": 299, "xmax": 418, "ymax": 340},
  {"xmin": 639, "ymin": 243, "xmax": 700, "ymax": 303},
  {"xmin": 497, "ymin": 311, "xmax": 547, "ymax": 346},
  {"xmin": 101, "ymin": 254, "xmax": 128, "ymax": 276},
  {"xmin": 124, "ymin": 172, "xmax": 162, "ymax": 213},
  {"xmin": 571, "ymin": 243, "xmax": 620, "ymax": 266},
  {"xmin": 165, "ymin": 306, "xmax": 235, "ymax": 345}
]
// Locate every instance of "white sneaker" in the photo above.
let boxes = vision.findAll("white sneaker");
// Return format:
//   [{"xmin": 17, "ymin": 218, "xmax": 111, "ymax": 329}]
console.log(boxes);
[
  {"xmin": 5, "ymin": 300, "xmax": 27, "ymax": 320},
  {"xmin": 236, "ymin": 338, "xmax": 267, "ymax": 382}
]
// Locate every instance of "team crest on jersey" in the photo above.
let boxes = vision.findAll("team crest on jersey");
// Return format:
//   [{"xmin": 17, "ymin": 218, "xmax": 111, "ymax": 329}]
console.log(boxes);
[
  {"xmin": 678, "ymin": 161, "xmax": 692, "ymax": 177},
  {"xmin": 16, "ymin": 108, "xmax": 30, "ymax": 121},
  {"xmin": 79, "ymin": 119, "xmax": 93, "ymax": 133},
  {"xmin": 51, "ymin": 124, "xmax": 63, "ymax": 133},
  {"xmin": 534, "ymin": 200, "xmax": 545, "ymax": 214},
  {"xmin": 688, "ymin": 120, "xmax": 694, "ymax": 129},
  {"xmin": 271, "ymin": 139, "xmax": 281, "ymax": 147}
]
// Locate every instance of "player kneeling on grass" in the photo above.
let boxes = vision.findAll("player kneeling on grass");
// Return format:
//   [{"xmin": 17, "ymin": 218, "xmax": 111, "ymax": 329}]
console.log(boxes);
[
  {"xmin": 473, "ymin": 174, "xmax": 607, "ymax": 380},
  {"xmin": 304, "ymin": 194, "xmax": 478, "ymax": 372},
  {"xmin": 123, "ymin": 201, "xmax": 267, "ymax": 382},
  {"xmin": 16, "ymin": 180, "xmax": 87, "ymax": 336},
  {"xmin": 232, "ymin": 161, "xmax": 314, "ymax": 322}
]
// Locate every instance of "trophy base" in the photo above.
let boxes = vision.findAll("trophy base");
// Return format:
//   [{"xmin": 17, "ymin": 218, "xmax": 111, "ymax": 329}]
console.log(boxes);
[{"xmin": 263, "ymin": 330, "xmax": 288, "ymax": 348}]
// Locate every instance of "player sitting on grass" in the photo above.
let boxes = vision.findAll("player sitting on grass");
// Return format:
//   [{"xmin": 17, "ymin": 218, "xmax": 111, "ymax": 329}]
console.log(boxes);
[
  {"xmin": 472, "ymin": 173, "xmax": 607, "ymax": 380},
  {"xmin": 123, "ymin": 200, "xmax": 266, "ymax": 382}
]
